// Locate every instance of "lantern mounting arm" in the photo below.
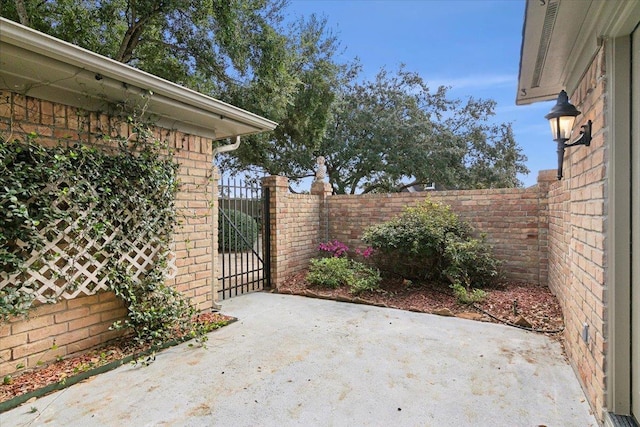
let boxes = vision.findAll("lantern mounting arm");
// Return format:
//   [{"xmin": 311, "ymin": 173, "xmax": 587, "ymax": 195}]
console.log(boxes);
[
  {"xmin": 554, "ymin": 120, "xmax": 592, "ymax": 180},
  {"xmin": 562, "ymin": 120, "xmax": 592, "ymax": 148}
]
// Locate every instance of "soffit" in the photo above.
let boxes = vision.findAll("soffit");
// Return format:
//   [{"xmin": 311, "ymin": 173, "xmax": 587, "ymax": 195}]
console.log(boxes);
[
  {"xmin": 517, "ymin": 0, "xmax": 640, "ymax": 105},
  {"xmin": 0, "ymin": 18, "xmax": 277, "ymax": 140}
]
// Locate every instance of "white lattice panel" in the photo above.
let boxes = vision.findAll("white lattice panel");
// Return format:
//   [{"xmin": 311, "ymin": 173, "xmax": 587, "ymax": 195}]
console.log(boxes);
[{"xmin": 0, "ymin": 181, "xmax": 178, "ymax": 303}]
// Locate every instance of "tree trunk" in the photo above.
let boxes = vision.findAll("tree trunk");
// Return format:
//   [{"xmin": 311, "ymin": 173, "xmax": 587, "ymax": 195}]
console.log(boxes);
[
  {"xmin": 14, "ymin": 0, "xmax": 31, "ymax": 26},
  {"xmin": 115, "ymin": 22, "xmax": 145, "ymax": 63}
]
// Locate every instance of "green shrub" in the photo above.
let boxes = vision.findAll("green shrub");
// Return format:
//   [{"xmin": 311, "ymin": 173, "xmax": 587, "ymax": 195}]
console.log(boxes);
[
  {"xmin": 218, "ymin": 209, "xmax": 258, "ymax": 252},
  {"xmin": 111, "ymin": 263, "xmax": 198, "ymax": 345},
  {"xmin": 362, "ymin": 198, "xmax": 500, "ymax": 286},
  {"xmin": 307, "ymin": 257, "xmax": 352, "ymax": 288},
  {"xmin": 347, "ymin": 262, "xmax": 381, "ymax": 294},
  {"xmin": 451, "ymin": 282, "xmax": 488, "ymax": 305},
  {"xmin": 306, "ymin": 258, "xmax": 381, "ymax": 294},
  {"xmin": 362, "ymin": 199, "xmax": 470, "ymax": 280},
  {"xmin": 443, "ymin": 233, "xmax": 501, "ymax": 288}
]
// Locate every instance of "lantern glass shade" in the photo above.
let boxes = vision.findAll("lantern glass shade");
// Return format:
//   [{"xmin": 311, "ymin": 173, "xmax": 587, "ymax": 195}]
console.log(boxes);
[{"xmin": 548, "ymin": 115, "xmax": 577, "ymax": 141}]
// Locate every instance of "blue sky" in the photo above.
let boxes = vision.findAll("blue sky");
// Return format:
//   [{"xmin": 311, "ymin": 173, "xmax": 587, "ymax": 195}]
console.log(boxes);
[{"xmin": 285, "ymin": 0, "xmax": 555, "ymax": 187}]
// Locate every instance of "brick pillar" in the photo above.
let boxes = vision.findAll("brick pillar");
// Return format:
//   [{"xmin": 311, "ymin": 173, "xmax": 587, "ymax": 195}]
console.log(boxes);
[
  {"xmin": 170, "ymin": 132, "xmax": 214, "ymax": 311},
  {"xmin": 311, "ymin": 180, "xmax": 332, "ymax": 242},
  {"xmin": 262, "ymin": 175, "xmax": 289, "ymax": 289},
  {"xmin": 537, "ymin": 170, "xmax": 555, "ymax": 286}
]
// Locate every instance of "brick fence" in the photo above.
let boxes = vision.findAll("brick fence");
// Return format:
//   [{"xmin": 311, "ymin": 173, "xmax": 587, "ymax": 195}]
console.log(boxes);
[
  {"xmin": 262, "ymin": 177, "xmax": 328, "ymax": 286},
  {"xmin": 264, "ymin": 170, "xmax": 557, "ymax": 289}
]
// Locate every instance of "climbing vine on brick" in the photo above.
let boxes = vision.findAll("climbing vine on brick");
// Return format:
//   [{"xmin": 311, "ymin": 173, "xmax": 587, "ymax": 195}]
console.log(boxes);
[{"xmin": 0, "ymin": 125, "xmax": 203, "ymax": 345}]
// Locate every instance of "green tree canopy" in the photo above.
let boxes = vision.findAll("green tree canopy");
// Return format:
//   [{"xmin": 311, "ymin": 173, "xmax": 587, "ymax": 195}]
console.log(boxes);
[
  {"xmin": 2, "ymin": 0, "xmax": 346, "ymax": 177},
  {"xmin": 231, "ymin": 66, "xmax": 529, "ymax": 193},
  {"xmin": 3, "ymin": 0, "xmax": 290, "ymax": 95},
  {"xmin": 221, "ymin": 14, "xmax": 356, "ymax": 180}
]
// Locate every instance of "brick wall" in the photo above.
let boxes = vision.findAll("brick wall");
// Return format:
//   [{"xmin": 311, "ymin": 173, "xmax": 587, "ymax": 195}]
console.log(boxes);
[
  {"xmin": 166, "ymin": 132, "xmax": 215, "ymax": 310},
  {"xmin": 262, "ymin": 176, "xmax": 327, "ymax": 287},
  {"xmin": 265, "ymin": 171, "xmax": 556, "ymax": 289},
  {"xmin": 545, "ymin": 48, "xmax": 608, "ymax": 421},
  {"xmin": 0, "ymin": 91, "xmax": 215, "ymax": 376},
  {"xmin": 0, "ymin": 293, "xmax": 126, "ymax": 377},
  {"xmin": 327, "ymin": 178, "xmax": 554, "ymax": 285}
]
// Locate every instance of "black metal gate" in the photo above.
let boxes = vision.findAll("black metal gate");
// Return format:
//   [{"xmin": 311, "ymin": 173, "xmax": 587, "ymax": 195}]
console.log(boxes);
[{"xmin": 218, "ymin": 177, "xmax": 270, "ymax": 299}]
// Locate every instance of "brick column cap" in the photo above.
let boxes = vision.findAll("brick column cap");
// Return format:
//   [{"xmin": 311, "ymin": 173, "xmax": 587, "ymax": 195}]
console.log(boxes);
[
  {"xmin": 311, "ymin": 180, "xmax": 332, "ymax": 197},
  {"xmin": 538, "ymin": 169, "xmax": 557, "ymax": 183},
  {"xmin": 262, "ymin": 175, "xmax": 289, "ymax": 188}
]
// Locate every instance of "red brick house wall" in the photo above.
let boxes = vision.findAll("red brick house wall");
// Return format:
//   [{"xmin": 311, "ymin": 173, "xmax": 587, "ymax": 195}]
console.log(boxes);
[
  {"xmin": 545, "ymin": 48, "xmax": 608, "ymax": 419},
  {"xmin": 0, "ymin": 91, "xmax": 215, "ymax": 376}
]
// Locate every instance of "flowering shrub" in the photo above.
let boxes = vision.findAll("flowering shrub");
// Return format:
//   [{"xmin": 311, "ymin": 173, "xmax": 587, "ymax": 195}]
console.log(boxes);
[
  {"xmin": 317, "ymin": 241, "xmax": 374, "ymax": 259},
  {"xmin": 311, "ymin": 241, "xmax": 380, "ymax": 294},
  {"xmin": 318, "ymin": 240, "xmax": 349, "ymax": 257},
  {"xmin": 355, "ymin": 247, "xmax": 374, "ymax": 259}
]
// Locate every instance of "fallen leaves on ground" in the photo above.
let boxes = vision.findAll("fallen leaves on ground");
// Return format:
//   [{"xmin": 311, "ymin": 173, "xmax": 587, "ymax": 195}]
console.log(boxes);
[{"xmin": 0, "ymin": 312, "xmax": 234, "ymax": 404}]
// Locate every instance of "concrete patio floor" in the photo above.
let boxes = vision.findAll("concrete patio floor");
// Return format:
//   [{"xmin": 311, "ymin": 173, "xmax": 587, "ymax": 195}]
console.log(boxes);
[{"xmin": 1, "ymin": 292, "xmax": 597, "ymax": 427}]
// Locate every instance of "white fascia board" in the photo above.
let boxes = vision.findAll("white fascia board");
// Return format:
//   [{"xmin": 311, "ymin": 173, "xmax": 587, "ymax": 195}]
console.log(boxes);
[
  {"xmin": 516, "ymin": 0, "xmax": 640, "ymax": 106},
  {"xmin": 0, "ymin": 18, "xmax": 277, "ymax": 140}
]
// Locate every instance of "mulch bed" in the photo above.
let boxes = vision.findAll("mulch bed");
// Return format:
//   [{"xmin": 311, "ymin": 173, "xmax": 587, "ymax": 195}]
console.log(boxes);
[
  {"xmin": 0, "ymin": 312, "xmax": 234, "ymax": 406},
  {"xmin": 278, "ymin": 272, "xmax": 565, "ymax": 333}
]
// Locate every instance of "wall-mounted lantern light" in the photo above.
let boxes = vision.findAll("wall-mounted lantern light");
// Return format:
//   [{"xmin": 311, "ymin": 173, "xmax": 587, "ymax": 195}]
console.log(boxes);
[{"xmin": 544, "ymin": 90, "xmax": 592, "ymax": 180}]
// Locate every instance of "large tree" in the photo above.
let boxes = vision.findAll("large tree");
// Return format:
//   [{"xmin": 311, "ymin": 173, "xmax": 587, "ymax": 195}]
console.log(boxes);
[
  {"xmin": 230, "ymin": 66, "xmax": 529, "ymax": 193},
  {"xmin": 319, "ymin": 67, "xmax": 529, "ymax": 193},
  {"xmin": 222, "ymin": 16, "xmax": 358, "ymax": 181},
  {"xmin": 2, "ymin": 2, "xmax": 527, "ymax": 192},
  {"xmin": 2, "ymin": 1, "xmax": 345, "ymax": 176},
  {"xmin": 2, "ymin": 0, "xmax": 290, "ymax": 95}
]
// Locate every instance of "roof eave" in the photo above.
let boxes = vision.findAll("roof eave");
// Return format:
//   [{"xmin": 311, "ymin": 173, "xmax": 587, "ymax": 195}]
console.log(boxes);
[
  {"xmin": 516, "ymin": 0, "xmax": 640, "ymax": 106},
  {"xmin": 0, "ymin": 18, "xmax": 278, "ymax": 140}
]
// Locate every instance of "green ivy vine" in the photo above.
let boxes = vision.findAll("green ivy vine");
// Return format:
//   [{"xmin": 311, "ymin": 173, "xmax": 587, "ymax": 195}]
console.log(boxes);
[{"xmin": 0, "ymin": 124, "xmax": 205, "ymax": 345}]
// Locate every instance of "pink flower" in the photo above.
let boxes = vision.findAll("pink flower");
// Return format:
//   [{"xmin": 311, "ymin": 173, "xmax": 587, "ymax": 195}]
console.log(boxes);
[
  {"xmin": 318, "ymin": 240, "xmax": 349, "ymax": 257},
  {"xmin": 355, "ymin": 247, "xmax": 374, "ymax": 259}
]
